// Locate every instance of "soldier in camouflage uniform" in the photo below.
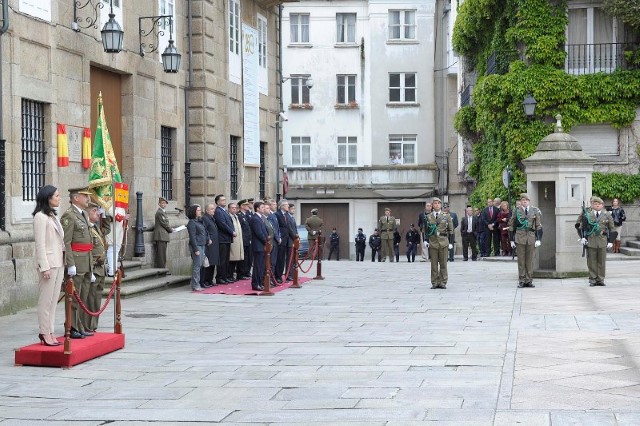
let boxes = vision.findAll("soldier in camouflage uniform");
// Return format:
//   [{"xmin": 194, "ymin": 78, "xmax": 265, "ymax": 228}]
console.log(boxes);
[
  {"xmin": 508, "ymin": 193, "xmax": 542, "ymax": 288},
  {"xmin": 576, "ymin": 196, "xmax": 616, "ymax": 286},
  {"xmin": 424, "ymin": 198, "xmax": 454, "ymax": 289}
]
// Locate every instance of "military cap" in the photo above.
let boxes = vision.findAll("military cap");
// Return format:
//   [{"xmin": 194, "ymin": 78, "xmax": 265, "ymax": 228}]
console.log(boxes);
[
  {"xmin": 69, "ymin": 187, "xmax": 92, "ymax": 195},
  {"xmin": 443, "ymin": 202, "xmax": 450, "ymax": 208},
  {"xmin": 238, "ymin": 199, "xmax": 248, "ymax": 205},
  {"xmin": 410, "ymin": 223, "xmax": 415, "ymax": 227},
  {"xmin": 86, "ymin": 201, "xmax": 100, "ymax": 210},
  {"xmin": 247, "ymin": 197, "xmax": 255, "ymax": 203},
  {"xmin": 311, "ymin": 208, "xmax": 319, "ymax": 214},
  {"xmin": 158, "ymin": 196, "xmax": 168, "ymax": 203},
  {"xmin": 432, "ymin": 197, "xmax": 442, "ymax": 203},
  {"xmin": 519, "ymin": 193, "xmax": 530, "ymax": 200},
  {"xmin": 590, "ymin": 196, "xmax": 604, "ymax": 204}
]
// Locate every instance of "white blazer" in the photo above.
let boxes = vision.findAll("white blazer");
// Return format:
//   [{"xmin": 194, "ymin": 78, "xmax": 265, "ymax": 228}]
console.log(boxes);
[{"xmin": 33, "ymin": 211, "xmax": 64, "ymax": 272}]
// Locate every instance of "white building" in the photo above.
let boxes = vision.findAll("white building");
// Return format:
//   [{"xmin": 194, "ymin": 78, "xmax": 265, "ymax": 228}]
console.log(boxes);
[{"xmin": 281, "ymin": 0, "xmax": 447, "ymax": 258}]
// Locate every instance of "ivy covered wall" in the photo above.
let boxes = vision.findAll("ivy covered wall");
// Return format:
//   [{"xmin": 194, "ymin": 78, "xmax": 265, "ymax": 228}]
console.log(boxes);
[{"xmin": 452, "ymin": 0, "xmax": 640, "ymax": 206}]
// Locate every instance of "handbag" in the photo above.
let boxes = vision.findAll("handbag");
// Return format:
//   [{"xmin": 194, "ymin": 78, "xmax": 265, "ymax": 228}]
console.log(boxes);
[{"xmin": 203, "ymin": 255, "xmax": 210, "ymax": 268}]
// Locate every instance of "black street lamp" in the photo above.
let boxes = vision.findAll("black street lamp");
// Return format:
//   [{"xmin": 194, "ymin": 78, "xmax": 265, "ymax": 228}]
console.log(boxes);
[
  {"xmin": 139, "ymin": 15, "xmax": 181, "ymax": 73},
  {"xmin": 73, "ymin": 0, "xmax": 123, "ymax": 53},
  {"xmin": 522, "ymin": 93, "xmax": 537, "ymax": 118}
]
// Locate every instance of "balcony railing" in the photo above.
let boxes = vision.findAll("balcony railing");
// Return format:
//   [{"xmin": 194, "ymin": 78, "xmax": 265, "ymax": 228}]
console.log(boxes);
[{"xmin": 565, "ymin": 43, "xmax": 637, "ymax": 75}]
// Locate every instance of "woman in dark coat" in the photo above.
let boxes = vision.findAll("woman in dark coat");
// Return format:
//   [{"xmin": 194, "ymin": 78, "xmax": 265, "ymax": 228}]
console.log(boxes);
[
  {"xmin": 201, "ymin": 203, "xmax": 220, "ymax": 287},
  {"xmin": 186, "ymin": 204, "xmax": 207, "ymax": 291}
]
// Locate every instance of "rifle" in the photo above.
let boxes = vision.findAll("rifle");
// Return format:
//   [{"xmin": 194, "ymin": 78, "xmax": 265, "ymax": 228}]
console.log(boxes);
[{"xmin": 575, "ymin": 201, "xmax": 589, "ymax": 258}]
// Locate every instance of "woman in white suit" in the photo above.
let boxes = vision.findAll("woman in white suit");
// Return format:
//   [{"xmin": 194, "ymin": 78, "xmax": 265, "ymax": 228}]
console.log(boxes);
[{"xmin": 32, "ymin": 185, "xmax": 64, "ymax": 346}]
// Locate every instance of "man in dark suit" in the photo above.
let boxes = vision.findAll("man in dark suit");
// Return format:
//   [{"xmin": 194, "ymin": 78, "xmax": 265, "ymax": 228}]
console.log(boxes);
[
  {"xmin": 480, "ymin": 197, "xmax": 500, "ymax": 256},
  {"xmin": 153, "ymin": 197, "xmax": 173, "ymax": 268},
  {"xmin": 214, "ymin": 194, "xmax": 236, "ymax": 284},
  {"xmin": 275, "ymin": 199, "xmax": 291, "ymax": 282},
  {"xmin": 237, "ymin": 199, "xmax": 253, "ymax": 280},
  {"xmin": 250, "ymin": 201, "xmax": 269, "ymax": 291},
  {"xmin": 285, "ymin": 203, "xmax": 299, "ymax": 281},
  {"xmin": 201, "ymin": 203, "xmax": 219, "ymax": 287},
  {"xmin": 266, "ymin": 199, "xmax": 282, "ymax": 284},
  {"xmin": 460, "ymin": 206, "xmax": 479, "ymax": 261}
]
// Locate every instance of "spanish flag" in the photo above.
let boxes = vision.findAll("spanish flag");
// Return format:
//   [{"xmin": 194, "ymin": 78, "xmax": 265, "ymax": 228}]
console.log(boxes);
[
  {"xmin": 57, "ymin": 123, "xmax": 69, "ymax": 167},
  {"xmin": 82, "ymin": 128, "xmax": 92, "ymax": 169}
]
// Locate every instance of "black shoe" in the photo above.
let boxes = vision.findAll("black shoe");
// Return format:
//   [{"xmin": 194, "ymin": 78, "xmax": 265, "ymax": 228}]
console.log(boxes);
[
  {"xmin": 431, "ymin": 285, "xmax": 438, "ymax": 289},
  {"xmin": 597, "ymin": 282, "xmax": 606, "ymax": 286},
  {"xmin": 527, "ymin": 283, "xmax": 535, "ymax": 288},
  {"xmin": 589, "ymin": 282, "xmax": 596, "ymax": 287},
  {"xmin": 276, "ymin": 278, "xmax": 283, "ymax": 284},
  {"xmin": 517, "ymin": 282, "xmax": 525, "ymax": 288},
  {"xmin": 202, "ymin": 282, "xmax": 213, "ymax": 288},
  {"xmin": 80, "ymin": 330, "xmax": 94, "ymax": 337},
  {"xmin": 70, "ymin": 329, "xmax": 85, "ymax": 339},
  {"xmin": 251, "ymin": 285, "xmax": 263, "ymax": 291},
  {"xmin": 286, "ymin": 276, "xmax": 294, "ymax": 281},
  {"xmin": 472, "ymin": 258, "xmax": 477, "ymax": 261},
  {"xmin": 216, "ymin": 280, "xmax": 226, "ymax": 285}
]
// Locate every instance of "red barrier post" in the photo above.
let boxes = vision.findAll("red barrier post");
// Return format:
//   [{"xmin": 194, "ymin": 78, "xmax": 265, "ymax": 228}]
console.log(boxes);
[
  {"xmin": 290, "ymin": 236, "xmax": 301, "ymax": 288},
  {"xmin": 314, "ymin": 232, "xmax": 325, "ymax": 280},
  {"xmin": 261, "ymin": 237, "xmax": 274, "ymax": 296},
  {"xmin": 64, "ymin": 277, "xmax": 73, "ymax": 354}
]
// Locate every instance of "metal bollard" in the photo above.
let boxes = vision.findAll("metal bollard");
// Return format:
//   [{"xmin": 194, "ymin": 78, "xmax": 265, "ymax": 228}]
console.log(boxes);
[
  {"xmin": 290, "ymin": 236, "xmax": 301, "ymax": 288},
  {"xmin": 314, "ymin": 232, "xmax": 325, "ymax": 280},
  {"xmin": 260, "ymin": 237, "xmax": 274, "ymax": 296}
]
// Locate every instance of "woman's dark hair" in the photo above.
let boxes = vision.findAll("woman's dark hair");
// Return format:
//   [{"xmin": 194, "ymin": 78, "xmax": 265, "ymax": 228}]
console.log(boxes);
[
  {"xmin": 32, "ymin": 185, "xmax": 58, "ymax": 217},
  {"xmin": 186, "ymin": 204, "xmax": 201, "ymax": 220}
]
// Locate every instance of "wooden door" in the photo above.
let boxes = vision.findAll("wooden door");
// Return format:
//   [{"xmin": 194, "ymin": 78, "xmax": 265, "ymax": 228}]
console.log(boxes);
[
  {"xmin": 301, "ymin": 203, "xmax": 349, "ymax": 259},
  {"xmin": 90, "ymin": 67, "xmax": 122, "ymax": 169}
]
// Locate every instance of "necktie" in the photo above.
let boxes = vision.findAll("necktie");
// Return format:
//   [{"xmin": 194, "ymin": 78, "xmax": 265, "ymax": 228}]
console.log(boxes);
[
  {"xmin": 386, "ymin": 217, "xmax": 389, "ymax": 223},
  {"xmin": 525, "ymin": 208, "xmax": 528, "ymax": 216},
  {"xmin": 489, "ymin": 209, "xmax": 493, "ymax": 219},
  {"xmin": 435, "ymin": 212, "xmax": 438, "ymax": 219},
  {"xmin": 596, "ymin": 211, "xmax": 600, "ymax": 219},
  {"xmin": 468, "ymin": 217, "xmax": 472, "ymax": 232}
]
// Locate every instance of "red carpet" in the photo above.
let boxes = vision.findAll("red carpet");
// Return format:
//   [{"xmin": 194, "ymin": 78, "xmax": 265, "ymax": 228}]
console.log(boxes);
[
  {"xmin": 15, "ymin": 332, "xmax": 125, "ymax": 368},
  {"xmin": 199, "ymin": 277, "xmax": 312, "ymax": 295}
]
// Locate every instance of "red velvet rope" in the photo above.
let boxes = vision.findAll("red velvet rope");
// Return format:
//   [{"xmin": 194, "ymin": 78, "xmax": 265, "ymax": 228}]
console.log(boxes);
[
  {"xmin": 297, "ymin": 239, "xmax": 319, "ymax": 273},
  {"xmin": 71, "ymin": 272, "xmax": 119, "ymax": 317}
]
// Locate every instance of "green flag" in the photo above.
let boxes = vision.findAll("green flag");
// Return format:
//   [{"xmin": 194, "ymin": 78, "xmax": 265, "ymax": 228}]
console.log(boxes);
[{"xmin": 88, "ymin": 92, "xmax": 122, "ymax": 210}]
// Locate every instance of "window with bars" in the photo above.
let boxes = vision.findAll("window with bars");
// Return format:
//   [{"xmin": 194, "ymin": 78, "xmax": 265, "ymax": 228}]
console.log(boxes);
[
  {"xmin": 389, "ymin": 10, "xmax": 416, "ymax": 40},
  {"xmin": 337, "ymin": 136, "xmax": 357, "ymax": 166},
  {"xmin": 259, "ymin": 142, "xmax": 266, "ymax": 199},
  {"xmin": 290, "ymin": 13, "xmax": 310, "ymax": 43},
  {"xmin": 389, "ymin": 72, "xmax": 416, "ymax": 102},
  {"xmin": 230, "ymin": 136, "xmax": 239, "ymax": 199},
  {"xmin": 160, "ymin": 126, "xmax": 174, "ymax": 201},
  {"xmin": 337, "ymin": 75, "xmax": 356, "ymax": 104},
  {"xmin": 291, "ymin": 136, "xmax": 311, "ymax": 166},
  {"xmin": 21, "ymin": 99, "xmax": 46, "ymax": 201},
  {"xmin": 229, "ymin": 0, "xmax": 240, "ymax": 55}
]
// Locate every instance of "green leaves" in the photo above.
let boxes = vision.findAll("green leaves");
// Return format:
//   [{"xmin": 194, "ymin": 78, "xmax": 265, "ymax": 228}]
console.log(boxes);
[{"xmin": 593, "ymin": 172, "xmax": 640, "ymax": 203}]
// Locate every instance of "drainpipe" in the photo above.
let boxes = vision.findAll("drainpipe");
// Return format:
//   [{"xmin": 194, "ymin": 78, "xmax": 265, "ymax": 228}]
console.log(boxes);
[
  {"xmin": 1, "ymin": 0, "xmax": 10, "ymax": 231},
  {"xmin": 183, "ymin": 0, "xmax": 193, "ymax": 209},
  {"xmin": 275, "ymin": 4, "xmax": 283, "ymax": 202}
]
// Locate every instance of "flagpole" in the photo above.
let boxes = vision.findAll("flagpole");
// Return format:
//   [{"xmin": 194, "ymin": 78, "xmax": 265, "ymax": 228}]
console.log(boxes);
[{"xmin": 111, "ymin": 165, "xmax": 117, "ymax": 329}]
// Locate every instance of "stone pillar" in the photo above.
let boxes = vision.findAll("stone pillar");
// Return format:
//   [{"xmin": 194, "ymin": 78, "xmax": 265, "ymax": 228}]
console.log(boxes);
[{"xmin": 523, "ymin": 115, "xmax": 596, "ymax": 278}]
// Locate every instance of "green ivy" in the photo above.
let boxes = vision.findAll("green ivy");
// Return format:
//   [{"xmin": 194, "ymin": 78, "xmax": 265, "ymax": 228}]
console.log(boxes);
[{"xmin": 453, "ymin": 0, "xmax": 640, "ymax": 207}]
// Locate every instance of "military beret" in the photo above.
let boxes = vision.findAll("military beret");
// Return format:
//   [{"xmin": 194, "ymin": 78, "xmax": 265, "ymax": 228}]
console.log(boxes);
[
  {"xmin": 69, "ymin": 187, "xmax": 92, "ymax": 195},
  {"xmin": 520, "ymin": 193, "xmax": 530, "ymax": 200},
  {"xmin": 432, "ymin": 197, "xmax": 442, "ymax": 203},
  {"xmin": 590, "ymin": 196, "xmax": 604, "ymax": 204}
]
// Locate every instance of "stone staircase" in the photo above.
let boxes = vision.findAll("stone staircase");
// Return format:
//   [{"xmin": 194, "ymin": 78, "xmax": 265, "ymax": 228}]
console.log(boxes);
[
  {"xmin": 102, "ymin": 259, "xmax": 190, "ymax": 298},
  {"xmin": 620, "ymin": 239, "xmax": 640, "ymax": 258}
]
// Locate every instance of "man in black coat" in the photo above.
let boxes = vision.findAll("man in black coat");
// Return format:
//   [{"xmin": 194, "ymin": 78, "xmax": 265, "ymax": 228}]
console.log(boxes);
[
  {"xmin": 237, "ymin": 199, "xmax": 253, "ymax": 280},
  {"xmin": 201, "ymin": 203, "xmax": 220, "ymax": 287},
  {"xmin": 480, "ymin": 197, "xmax": 500, "ymax": 256},
  {"xmin": 214, "ymin": 194, "xmax": 236, "ymax": 284},
  {"xmin": 285, "ymin": 203, "xmax": 299, "ymax": 281},
  {"xmin": 405, "ymin": 224, "xmax": 420, "ymax": 262},
  {"xmin": 369, "ymin": 229, "xmax": 382, "ymax": 262},
  {"xmin": 275, "ymin": 199, "xmax": 292, "ymax": 281},
  {"xmin": 460, "ymin": 206, "xmax": 479, "ymax": 261},
  {"xmin": 250, "ymin": 201, "xmax": 269, "ymax": 291}
]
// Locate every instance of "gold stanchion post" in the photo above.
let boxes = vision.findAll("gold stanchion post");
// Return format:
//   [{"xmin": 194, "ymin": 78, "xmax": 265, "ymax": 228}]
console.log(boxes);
[
  {"xmin": 260, "ymin": 237, "xmax": 274, "ymax": 296},
  {"xmin": 290, "ymin": 236, "xmax": 301, "ymax": 288}
]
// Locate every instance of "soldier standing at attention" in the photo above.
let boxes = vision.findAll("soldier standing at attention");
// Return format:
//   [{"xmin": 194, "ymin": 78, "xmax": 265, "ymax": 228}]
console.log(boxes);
[
  {"xmin": 153, "ymin": 197, "xmax": 173, "ymax": 269},
  {"xmin": 424, "ymin": 198, "xmax": 454, "ymax": 289},
  {"xmin": 86, "ymin": 202, "xmax": 108, "ymax": 332},
  {"xmin": 508, "ymin": 193, "xmax": 542, "ymax": 288},
  {"xmin": 378, "ymin": 208, "xmax": 397, "ymax": 262},
  {"xmin": 576, "ymin": 196, "xmax": 616, "ymax": 286},
  {"xmin": 305, "ymin": 208, "xmax": 324, "ymax": 259},
  {"xmin": 61, "ymin": 187, "xmax": 94, "ymax": 339},
  {"xmin": 354, "ymin": 228, "xmax": 367, "ymax": 261}
]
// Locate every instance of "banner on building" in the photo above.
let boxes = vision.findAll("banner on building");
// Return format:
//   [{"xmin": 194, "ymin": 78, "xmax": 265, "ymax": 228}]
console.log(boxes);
[
  {"xmin": 56, "ymin": 123, "xmax": 69, "ymax": 167},
  {"xmin": 242, "ymin": 23, "xmax": 260, "ymax": 167}
]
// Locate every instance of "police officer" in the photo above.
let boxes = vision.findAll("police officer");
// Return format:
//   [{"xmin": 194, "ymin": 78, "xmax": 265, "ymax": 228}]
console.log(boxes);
[
  {"xmin": 354, "ymin": 228, "xmax": 367, "ymax": 261},
  {"xmin": 327, "ymin": 228, "xmax": 340, "ymax": 260},
  {"xmin": 508, "ymin": 193, "xmax": 542, "ymax": 288},
  {"xmin": 576, "ymin": 196, "xmax": 616, "ymax": 286},
  {"xmin": 86, "ymin": 202, "xmax": 108, "ymax": 332},
  {"xmin": 305, "ymin": 208, "xmax": 324, "ymax": 259},
  {"xmin": 378, "ymin": 208, "xmax": 397, "ymax": 262},
  {"xmin": 61, "ymin": 187, "xmax": 94, "ymax": 338},
  {"xmin": 405, "ymin": 224, "xmax": 420, "ymax": 262},
  {"xmin": 368, "ymin": 229, "xmax": 382, "ymax": 262},
  {"xmin": 424, "ymin": 198, "xmax": 454, "ymax": 289}
]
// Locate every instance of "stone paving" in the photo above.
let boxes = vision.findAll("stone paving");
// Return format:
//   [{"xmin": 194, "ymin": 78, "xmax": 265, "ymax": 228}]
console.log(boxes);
[{"xmin": 1, "ymin": 256, "xmax": 640, "ymax": 425}]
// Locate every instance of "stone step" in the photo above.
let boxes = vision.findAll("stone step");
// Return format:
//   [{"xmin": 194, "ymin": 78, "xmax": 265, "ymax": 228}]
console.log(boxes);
[
  {"xmin": 619, "ymin": 246, "xmax": 640, "ymax": 257},
  {"xmin": 116, "ymin": 275, "xmax": 190, "ymax": 298},
  {"xmin": 626, "ymin": 240, "xmax": 640, "ymax": 249}
]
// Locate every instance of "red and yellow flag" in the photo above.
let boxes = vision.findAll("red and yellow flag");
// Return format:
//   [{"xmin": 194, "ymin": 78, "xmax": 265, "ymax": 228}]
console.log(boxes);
[
  {"xmin": 82, "ymin": 128, "xmax": 92, "ymax": 169},
  {"xmin": 57, "ymin": 123, "xmax": 69, "ymax": 167}
]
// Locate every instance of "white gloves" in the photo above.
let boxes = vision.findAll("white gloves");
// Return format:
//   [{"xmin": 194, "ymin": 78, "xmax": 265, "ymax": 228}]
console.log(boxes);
[
  {"xmin": 91, "ymin": 273, "xmax": 97, "ymax": 283},
  {"xmin": 579, "ymin": 238, "xmax": 588, "ymax": 246},
  {"xmin": 311, "ymin": 231, "xmax": 316, "ymax": 235},
  {"xmin": 607, "ymin": 242, "xmax": 613, "ymax": 249},
  {"xmin": 423, "ymin": 241, "xmax": 429, "ymax": 249},
  {"xmin": 67, "ymin": 265, "xmax": 76, "ymax": 277},
  {"xmin": 535, "ymin": 241, "xmax": 541, "ymax": 248},
  {"xmin": 98, "ymin": 208, "xmax": 106, "ymax": 218},
  {"xmin": 510, "ymin": 241, "xmax": 516, "ymax": 249},
  {"xmin": 448, "ymin": 244, "xmax": 453, "ymax": 250}
]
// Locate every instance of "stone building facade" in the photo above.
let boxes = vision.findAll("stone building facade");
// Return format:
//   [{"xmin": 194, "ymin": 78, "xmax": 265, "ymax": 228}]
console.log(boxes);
[{"xmin": 0, "ymin": 0, "xmax": 290, "ymax": 315}]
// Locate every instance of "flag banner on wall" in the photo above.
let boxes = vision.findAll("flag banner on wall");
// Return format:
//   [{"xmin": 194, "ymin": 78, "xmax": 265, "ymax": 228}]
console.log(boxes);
[
  {"xmin": 82, "ymin": 128, "xmax": 92, "ymax": 169},
  {"xmin": 57, "ymin": 123, "xmax": 69, "ymax": 167},
  {"xmin": 88, "ymin": 92, "xmax": 123, "ymax": 210}
]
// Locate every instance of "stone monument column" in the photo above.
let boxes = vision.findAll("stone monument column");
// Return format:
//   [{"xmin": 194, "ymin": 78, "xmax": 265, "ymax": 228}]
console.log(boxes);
[{"xmin": 523, "ymin": 115, "xmax": 596, "ymax": 278}]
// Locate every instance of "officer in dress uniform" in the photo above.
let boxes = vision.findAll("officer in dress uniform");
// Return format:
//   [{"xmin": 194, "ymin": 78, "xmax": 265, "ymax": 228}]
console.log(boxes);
[
  {"xmin": 507, "ymin": 193, "xmax": 542, "ymax": 288},
  {"xmin": 424, "ymin": 198, "xmax": 454, "ymax": 289},
  {"xmin": 153, "ymin": 197, "xmax": 173, "ymax": 269},
  {"xmin": 305, "ymin": 208, "xmax": 324, "ymax": 259},
  {"xmin": 61, "ymin": 187, "xmax": 94, "ymax": 339},
  {"xmin": 355, "ymin": 228, "xmax": 367, "ymax": 261},
  {"xmin": 86, "ymin": 202, "xmax": 109, "ymax": 332},
  {"xmin": 576, "ymin": 196, "xmax": 616, "ymax": 286},
  {"xmin": 378, "ymin": 208, "xmax": 397, "ymax": 262}
]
